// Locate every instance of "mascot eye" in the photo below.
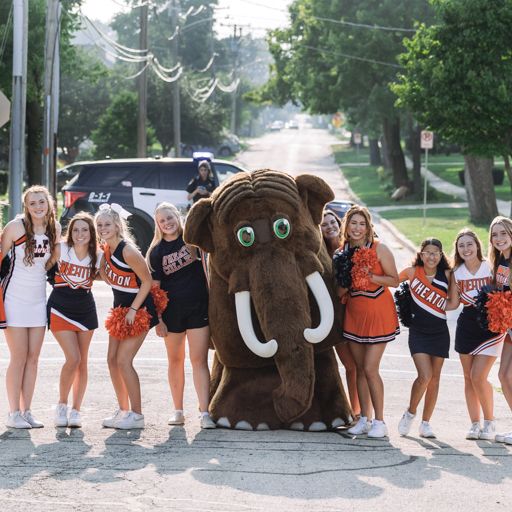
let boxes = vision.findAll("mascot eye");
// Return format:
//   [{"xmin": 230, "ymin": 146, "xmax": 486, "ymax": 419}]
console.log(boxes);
[
  {"xmin": 273, "ymin": 218, "xmax": 291, "ymax": 239},
  {"xmin": 237, "ymin": 226, "xmax": 255, "ymax": 247}
]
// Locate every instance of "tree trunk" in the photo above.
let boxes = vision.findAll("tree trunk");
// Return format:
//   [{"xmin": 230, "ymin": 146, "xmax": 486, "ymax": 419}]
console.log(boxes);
[
  {"xmin": 382, "ymin": 117, "xmax": 409, "ymax": 188},
  {"xmin": 26, "ymin": 99, "xmax": 43, "ymax": 186},
  {"xmin": 405, "ymin": 116, "xmax": 422, "ymax": 196},
  {"xmin": 369, "ymin": 138, "xmax": 381, "ymax": 166},
  {"xmin": 503, "ymin": 154, "xmax": 512, "ymax": 218},
  {"xmin": 464, "ymin": 154, "xmax": 498, "ymax": 224},
  {"xmin": 380, "ymin": 134, "xmax": 391, "ymax": 169}
]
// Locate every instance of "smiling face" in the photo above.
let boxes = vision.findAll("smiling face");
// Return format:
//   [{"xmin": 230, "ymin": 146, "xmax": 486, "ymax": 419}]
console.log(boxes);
[
  {"xmin": 457, "ymin": 234, "xmax": 479, "ymax": 264},
  {"xmin": 320, "ymin": 212, "xmax": 340, "ymax": 242},
  {"xmin": 95, "ymin": 213, "xmax": 118, "ymax": 242},
  {"xmin": 156, "ymin": 208, "xmax": 181, "ymax": 240},
  {"xmin": 71, "ymin": 219, "xmax": 91, "ymax": 247},
  {"xmin": 420, "ymin": 244, "xmax": 442, "ymax": 272},
  {"xmin": 25, "ymin": 192, "xmax": 49, "ymax": 222},
  {"xmin": 346, "ymin": 213, "xmax": 368, "ymax": 245},
  {"xmin": 491, "ymin": 222, "xmax": 512, "ymax": 257}
]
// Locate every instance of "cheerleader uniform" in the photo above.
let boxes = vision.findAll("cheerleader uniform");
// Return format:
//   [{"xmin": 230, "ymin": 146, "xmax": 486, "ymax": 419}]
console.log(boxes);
[
  {"xmin": 47, "ymin": 242, "xmax": 101, "ymax": 332},
  {"xmin": 408, "ymin": 266, "xmax": 450, "ymax": 358},
  {"xmin": 149, "ymin": 235, "xmax": 209, "ymax": 333},
  {"xmin": 454, "ymin": 260, "xmax": 506, "ymax": 356},
  {"xmin": 0, "ymin": 252, "xmax": 6, "ymax": 329},
  {"xmin": 2, "ymin": 231, "xmax": 51, "ymax": 327},
  {"xmin": 495, "ymin": 255, "xmax": 512, "ymax": 344},
  {"xmin": 103, "ymin": 240, "xmax": 158, "ymax": 328},
  {"xmin": 343, "ymin": 241, "xmax": 400, "ymax": 343}
]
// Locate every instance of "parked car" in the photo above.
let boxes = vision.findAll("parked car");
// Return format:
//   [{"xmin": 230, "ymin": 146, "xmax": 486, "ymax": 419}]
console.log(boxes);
[
  {"xmin": 269, "ymin": 120, "xmax": 284, "ymax": 131},
  {"xmin": 182, "ymin": 133, "xmax": 241, "ymax": 158},
  {"xmin": 325, "ymin": 199, "xmax": 354, "ymax": 219},
  {"xmin": 60, "ymin": 157, "xmax": 247, "ymax": 254},
  {"xmin": 286, "ymin": 120, "xmax": 299, "ymax": 130}
]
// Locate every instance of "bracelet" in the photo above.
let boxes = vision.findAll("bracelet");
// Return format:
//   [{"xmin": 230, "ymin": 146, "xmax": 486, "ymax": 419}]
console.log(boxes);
[{"xmin": 130, "ymin": 306, "xmax": 138, "ymax": 312}]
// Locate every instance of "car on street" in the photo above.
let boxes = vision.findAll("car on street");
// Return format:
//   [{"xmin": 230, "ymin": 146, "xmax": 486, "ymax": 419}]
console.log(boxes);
[
  {"xmin": 181, "ymin": 133, "xmax": 241, "ymax": 157},
  {"xmin": 325, "ymin": 199, "xmax": 353, "ymax": 219},
  {"xmin": 286, "ymin": 120, "xmax": 299, "ymax": 129},
  {"xmin": 269, "ymin": 120, "xmax": 284, "ymax": 131}
]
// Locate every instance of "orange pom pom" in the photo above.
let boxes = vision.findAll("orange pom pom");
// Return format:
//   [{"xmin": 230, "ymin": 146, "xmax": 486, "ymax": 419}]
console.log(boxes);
[
  {"xmin": 150, "ymin": 285, "xmax": 169, "ymax": 315},
  {"xmin": 486, "ymin": 290, "xmax": 512, "ymax": 333},
  {"xmin": 105, "ymin": 306, "xmax": 152, "ymax": 340},
  {"xmin": 351, "ymin": 247, "xmax": 378, "ymax": 290}
]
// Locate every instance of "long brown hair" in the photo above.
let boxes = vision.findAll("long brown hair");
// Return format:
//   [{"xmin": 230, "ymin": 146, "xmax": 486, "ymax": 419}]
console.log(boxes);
[
  {"xmin": 341, "ymin": 205, "xmax": 375, "ymax": 246},
  {"xmin": 22, "ymin": 185, "xmax": 57, "ymax": 266},
  {"xmin": 488, "ymin": 216, "xmax": 512, "ymax": 284},
  {"xmin": 65, "ymin": 212, "xmax": 98, "ymax": 270},
  {"xmin": 412, "ymin": 238, "xmax": 451, "ymax": 272},
  {"xmin": 452, "ymin": 229, "xmax": 484, "ymax": 269},
  {"xmin": 321, "ymin": 209, "xmax": 342, "ymax": 256}
]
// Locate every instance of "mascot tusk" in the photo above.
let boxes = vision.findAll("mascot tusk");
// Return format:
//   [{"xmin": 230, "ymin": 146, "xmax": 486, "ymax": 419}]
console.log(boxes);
[
  {"xmin": 303, "ymin": 272, "xmax": 334, "ymax": 344},
  {"xmin": 234, "ymin": 291, "xmax": 279, "ymax": 358}
]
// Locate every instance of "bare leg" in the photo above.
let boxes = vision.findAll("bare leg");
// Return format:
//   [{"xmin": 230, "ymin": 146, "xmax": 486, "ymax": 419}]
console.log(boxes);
[
  {"xmin": 20, "ymin": 327, "xmax": 46, "ymax": 411},
  {"xmin": 53, "ymin": 330, "xmax": 81, "ymax": 405},
  {"xmin": 498, "ymin": 338, "xmax": 512, "ymax": 412},
  {"xmin": 71, "ymin": 330, "xmax": 94, "ymax": 410},
  {"xmin": 4, "ymin": 327, "xmax": 29, "ymax": 412},
  {"xmin": 408, "ymin": 353, "xmax": 434, "ymax": 415},
  {"xmin": 335, "ymin": 342, "xmax": 361, "ymax": 416},
  {"xmin": 422, "ymin": 356, "xmax": 445, "ymax": 422},
  {"xmin": 349, "ymin": 342, "xmax": 373, "ymax": 420},
  {"xmin": 459, "ymin": 354, "xmax": 481, "ymax": 422},
  {"xmin": 470, "ymin": 354, "xmax": 497, "ymax": 421},
  {"xmin": 107, "ymin": 337, "xmax": 129, "ymax": 411},
  {"xmin": 362, "ymin": 343, "xmax": 387, "ymax": 421},
  {"xmin": 164, "ymin": 332, "xmax": 186, "ymax": 410},
  {"xmin": 187, "ymin": 326, "xmax": 211, "ymax": 413}
]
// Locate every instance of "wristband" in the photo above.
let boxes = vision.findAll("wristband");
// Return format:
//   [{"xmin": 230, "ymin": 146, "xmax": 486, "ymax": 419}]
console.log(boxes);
[{"xmin": 130, "ymin": 306, "xmax": 138, "ymax": 312}]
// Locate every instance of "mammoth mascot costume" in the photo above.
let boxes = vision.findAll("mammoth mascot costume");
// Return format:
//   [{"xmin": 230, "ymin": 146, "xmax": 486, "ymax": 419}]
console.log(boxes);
[{"xmin": 184, "ymin": 169, "xmax": 352, "ymax": 430}]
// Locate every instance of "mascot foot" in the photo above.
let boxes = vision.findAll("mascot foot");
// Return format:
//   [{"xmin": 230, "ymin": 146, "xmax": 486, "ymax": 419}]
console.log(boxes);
[
  {"xmin": 235, "ymin": 421, "xmax": 253, "ymax": 430},
  {"xmin": 331, "ymin": 417, "xmax": 346, "ymax": 428},
  {"xmin": 256, "ymin": 423, "xmax": 270, "ymax": 431},
  {"xmin": 216, "ymin": 417, "xmax": 231, "ymax": 428},
  {"xmin": 308, "ymin": 421, "xmax": 327, "ymax": 432},
  {"xmin": 289, "ymin": 422, "xmax": 304, "ymax": 431}
]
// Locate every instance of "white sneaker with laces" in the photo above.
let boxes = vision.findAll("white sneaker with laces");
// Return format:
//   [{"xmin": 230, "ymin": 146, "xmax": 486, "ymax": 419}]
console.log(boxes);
[
  {"xmin": 54, "ymin": 403, "xmax": 68, "ymax": 427},
  {"xmin": 102, "ymin": 409, "xmax": 126, "ymax": 428},
  {"xmin": 419, "ymin": 421, "xmax": 436, "ymax": 438},
  {"xmin": 398, "ymin": 410, "xmax": 415, "ymax": 436},
  {"xmin": 68, "ymin": 409, "xmax": 82, "ymax": 428},
  {"xmin": 22, "ymin": 410, "xmax": 44, "ymax": 428},
  {"xmin": 200, "ymin": 414, "xmax": 216, "ymax": 429},
  {"xmin": 495, "ymin": 431, "xmax": 512, "ymax": 443},
  {"xmin": 367, "ymin": 419, "xmax": 388, "ymax": 438},
  {"xmin": 6, "ymin": 411, "xmax": 32, "ymax": 429},
  {"xmin": 466, "ymin": 421, "xmax": 481, "ymax": 440},
  {"xmin": 168, "ymin": 410, "xmax": 185, "ymax": 425},
  {"xmin": 115, "ymin": 411, "xmax": 145, "ymax": 430},
  {"xmin": 504, "ymin": 433, "xmax": 512, "ymax": 445},
  {"xmin": 479, "ymin": 420, "xmax": 496, "ymax": 441},
  {"xmin": 347, "ymin": 416, "xmax": 371, "ymax": 435}
]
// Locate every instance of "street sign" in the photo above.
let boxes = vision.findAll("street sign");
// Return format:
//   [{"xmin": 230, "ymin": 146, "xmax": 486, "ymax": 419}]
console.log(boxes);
[
  {"xmin": 420, "ymin": 130, "xmax": 434, "ymax": 149},
  {"xmin": 354, "ymin": 132, "xmax": 362, "ymax": 145},
  {"xmin": 0, "ymin": 90, "xmax": 10, "ymax": 128}
]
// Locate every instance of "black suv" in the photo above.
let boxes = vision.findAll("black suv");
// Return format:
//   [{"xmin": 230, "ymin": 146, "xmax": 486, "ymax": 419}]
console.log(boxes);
[{"xmin": 60, "ymin": 157, "xmax": 247, "ymax": 253}]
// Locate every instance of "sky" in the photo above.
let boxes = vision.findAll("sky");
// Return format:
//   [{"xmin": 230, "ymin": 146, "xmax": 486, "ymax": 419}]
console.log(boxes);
[{"xmin": 80, "ymin": 0, "xmax": 293, "ymax": 37}]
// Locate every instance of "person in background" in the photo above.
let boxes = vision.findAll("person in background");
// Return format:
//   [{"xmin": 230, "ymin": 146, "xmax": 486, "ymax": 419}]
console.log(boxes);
[{"xmin": 186, "ymin": 160, "xmax": 216, "ymax": 204}]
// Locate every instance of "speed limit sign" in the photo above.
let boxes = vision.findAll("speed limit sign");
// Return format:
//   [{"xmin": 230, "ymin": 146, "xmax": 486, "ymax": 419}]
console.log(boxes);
[{"xmin": 420, "ymin": 130, "xmax": 434, "ymax": 149}]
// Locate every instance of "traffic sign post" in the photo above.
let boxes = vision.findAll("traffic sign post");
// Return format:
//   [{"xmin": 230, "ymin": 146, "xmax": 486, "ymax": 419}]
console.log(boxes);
[
  {"xmin": 354, "ymin": 132, "xmax": 362, "ymax": 161},
  {"xmin": 420, "ymin": 131, "xmax": 434, "ymax": 226}
]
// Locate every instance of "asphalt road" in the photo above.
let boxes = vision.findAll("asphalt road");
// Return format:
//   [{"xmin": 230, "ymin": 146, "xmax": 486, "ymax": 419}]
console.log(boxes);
[{"xmin": 0, "ymin": 127, "xmax": 510, "ymax": 511}]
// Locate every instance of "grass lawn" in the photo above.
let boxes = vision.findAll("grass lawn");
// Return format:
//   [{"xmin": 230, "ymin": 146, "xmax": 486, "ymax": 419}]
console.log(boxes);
[{"xmin": 381, "ymin": 207, "xmax": 489, "ymax": 251}]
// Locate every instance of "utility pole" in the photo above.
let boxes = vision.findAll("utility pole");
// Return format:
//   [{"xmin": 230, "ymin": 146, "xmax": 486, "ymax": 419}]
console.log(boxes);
[
  {"xmin": 9, "ymin": 0, "xmax": 28, "ymax": 219},
  {"xmin": 170, "ymin": 0, "xmax": 181, "ymax": 156},
  {"xmin": 42, "ymin": 0, "xmax": 60, "ymax": 197},
  {"xmin": 230, "ymin": 25, "xmax": 241, "ymax": 135},
  {"xmin": 137, "ymin": 3, "xmax": 148, "ymax": 158}
]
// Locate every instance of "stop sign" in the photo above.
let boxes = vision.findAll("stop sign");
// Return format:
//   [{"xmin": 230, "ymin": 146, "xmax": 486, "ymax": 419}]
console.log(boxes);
[{"xmin": 0, "ymin": 90, "xmax": 10, "ymax": 128}]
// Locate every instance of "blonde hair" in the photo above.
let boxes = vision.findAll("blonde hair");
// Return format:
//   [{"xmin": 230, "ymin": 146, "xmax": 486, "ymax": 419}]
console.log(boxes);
[
  {"xmin": 146, "ymin": 202, "xmax": 184, "ymax": 271},
  {"xmin": 22, "ymin": 185, "xmax": 57, "ymax": 265},
  {"xmin": 488, "ymin": 216, "xmax": 512, "ymax": 283},
  {"xmin": 341, "ymin": 205, "xmax": 375, "ymax": 246},
  {"xmin": 452, "ymin": 228, "xmax": 484, "ymax": 269},
  {"xmin": 94, "ymin": 207, "xmax": 136, "ymax": 247}
]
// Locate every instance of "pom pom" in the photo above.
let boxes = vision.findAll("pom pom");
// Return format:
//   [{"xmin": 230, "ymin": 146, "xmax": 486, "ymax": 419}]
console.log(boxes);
[
  {"xmin": 333, "ymin": 247, "xmax": 355, "ymax": 288},
  {"xmin": 394, "ymin": 282, "xmax": 413, "ymax": 327},
  {"xmin": 475, "ymin": 286, "xmax": 492, "ymax": 331},
  {"xmin": 351, "ymin": 247, "xmax": 378, "ymax": 290},
  {"xmin": 105, "ymin": 306, "xmax": 151, "ymax": 340},
  {"xmin": 151, "ymin": 285, "xmax": 169, "ymax": 315},
  {"xmin": 478, "ymin": 287, "xmax": 512, "ymax": 334},
  {"xmin": 46, "ymin": 263, "xmax": 58, "ymax": 286}
]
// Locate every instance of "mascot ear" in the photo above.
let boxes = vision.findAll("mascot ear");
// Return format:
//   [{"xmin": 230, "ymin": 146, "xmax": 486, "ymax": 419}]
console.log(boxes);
[
  {"xmin": 295, "ymin": 174, "xmax": 335, "ymax": 225},
  {"xmin": 183, "ymin": 198, "xmax": 215, "ymax": 253}
]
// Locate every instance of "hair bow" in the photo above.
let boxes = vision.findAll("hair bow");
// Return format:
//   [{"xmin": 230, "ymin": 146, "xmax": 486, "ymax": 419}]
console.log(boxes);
[{"xmin": 98, "ymin": 202, "xmax": 132, "ymax": 220}]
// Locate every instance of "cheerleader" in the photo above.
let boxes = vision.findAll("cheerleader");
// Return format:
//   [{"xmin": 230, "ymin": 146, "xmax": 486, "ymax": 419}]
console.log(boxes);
[
  {"xmin": 47, "ymin": 213, "xmax": 102, "ymax": 428},
  {"xmin": 147, "ymin": 202, "xmax": 215, "ymax": 429},
  {"xmin": 339, "ymin": 205, "xmax": 400, "ymax": 438},
  {"xmin": 449, "ymin": 229, "xmax": 506, "ymax": 440},
  {"xmin": 95, "ymin": 203, "xmax": 158, "ymax": 430},
  {"xmin": 321, "ymin": 209, "xmax": 361, "ymax": 419},
  {"xmin": 397, "ymin": 239, "xmax": 451, "ymax": 438},
  {"xmin": 488, "ymin": 216, "xmax": 512, "ymax": 444},
  {"xmin": 1, "ymin": 186, "xmax": 60, "ymax": 429}
]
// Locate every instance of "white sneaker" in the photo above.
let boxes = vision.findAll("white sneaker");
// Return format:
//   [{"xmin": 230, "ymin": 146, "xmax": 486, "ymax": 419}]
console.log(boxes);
[
  {"xmin": 504, "ymin": 433, "xmax": 512, "ymax": 445},
  {"xmin": 398, "ymin": 410, "xmax": 415, "ymax": 436},
  {"xmin": 102, "ymin": 409, "xmax": 126, "ymax": 428},
  {"xmin": 114, "ymin": 411, "xmax": 145, "ymax": 430},
  {"xmin": 495, "ymin": 431, "xmax": 512, "ymax": 443},
  {"xmin": 200, "ymin": 414, "xmax": 216, "ymax": 429},
  {"xmin": 68, "ymin": 409, "xmax": 82, "ymax": 428},
  {"xmin": 419, "ymin": 421, "xmax": 436, "ymax": 439},
  {"xmin": 22, "ymin": 410, "xmax": 44, "ymax": 428},
  {"xmin": 347, "ymin": 416, "xmax": 371, "ymax": 435},
  {"xmin": 479, "ymin": 420, "xmax": 496, "ymax": 441},
  {"xmin": 54, "ymin": 403, "xmax": 68, "ymax": 428},
  {"xmin": 368, "ymin": 419, "xmax": 388, "ymax": 438},
  {"xmin": 466, "ymin": 422, "xmax": 481, "ymax": 440},
  {"xmin": 6, "ymin": 411, "xmax": 32, "ymax": 429},
  {"xmin": 168, "ymin": 410, "xmax": 185, "ymax": 425}
]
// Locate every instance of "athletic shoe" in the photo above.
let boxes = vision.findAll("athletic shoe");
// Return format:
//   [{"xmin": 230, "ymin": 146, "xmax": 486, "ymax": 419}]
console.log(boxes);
[
  {"xmin": 168, "ymin": 410, "xmax": 185, "ymax": 425},
  {"xmin": 479, "ymin": 420, "xmax": 496, "ymax": 441},
  {"xmin": 6, "ymin": 411, "xmax": 32, "ymax": 429},
  {"xmin": 68, "ymin": 409, "xmax": 82, "ymax": 428},
  {"xmin": 102, "ymin": 409, "xmax": 126, "ymax": 428},
  {"xmin": 114, "ymin": 411, "xmax": 145, "ymax": 430},
  {"xmin": 504, "ymin": 433, "xmax": 512, "ymax": 445},
  {"xmin": 367, "ymin": 419, "xmax": 388, "ymax": 438},
  {"xmin": 22, "ymin": 410, "xmax": 44, "ymax": 428},
  {"xmin": 347, "ymin": 416, "xmax": 371, "ymax": 435},
  {"xmin": 54, "ymin": 403, "xmax": 68, "ymax": 428},
  {"xmin": 398, "ymin": 410, "xmax": 416, "ymax": 436},
  {"xmin": 466, "ymin": 422, "xmax": 481, "ymax": 440},
  {"xmin": 200, "ymin": 414, "xmax": 216, "ymax": 429},
  {"xmin": 419, "ymin": 421, "xmax": 436, "ymax": 439},
  {"xmin": 495, "ymin": 431, "xmax": 512, "ymax": 443}
]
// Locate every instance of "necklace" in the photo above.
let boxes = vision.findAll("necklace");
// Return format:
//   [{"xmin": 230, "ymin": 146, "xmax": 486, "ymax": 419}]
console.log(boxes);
[{"xmin": 425, "ymin": 272, "xmax": 436, "ymax": 278}]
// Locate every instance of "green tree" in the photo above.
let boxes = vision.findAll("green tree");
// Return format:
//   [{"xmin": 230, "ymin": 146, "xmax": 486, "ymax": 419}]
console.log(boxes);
[{"xmin": 393, "ymin": 0, "xmax": 512, "ymax": 223}]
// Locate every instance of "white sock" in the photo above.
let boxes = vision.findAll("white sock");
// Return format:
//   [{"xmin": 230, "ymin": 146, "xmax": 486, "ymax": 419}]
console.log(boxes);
[{"xmin": 200, "ymin": 411, "xmax": 210, "ymax": 417}]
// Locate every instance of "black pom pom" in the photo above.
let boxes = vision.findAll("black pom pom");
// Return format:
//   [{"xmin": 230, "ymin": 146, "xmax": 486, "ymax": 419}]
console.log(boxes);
[
  {"xmin": 0, "ymin": 254, "xmax": 11, "ymax": 279},
  {"xmin": 46, "ymin": 263, "xmax": 57, "ymax": 286},
  {"xmin": 333, "ymin": 247, "xmax": 355, "ymax": 288},
  {"xmin": 394, "ymin": 282, "xmax": 413, "ymax": 327},
  {"xmin": 474, "ymin": 284, "xmax": 495, "ymax": 332}
]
